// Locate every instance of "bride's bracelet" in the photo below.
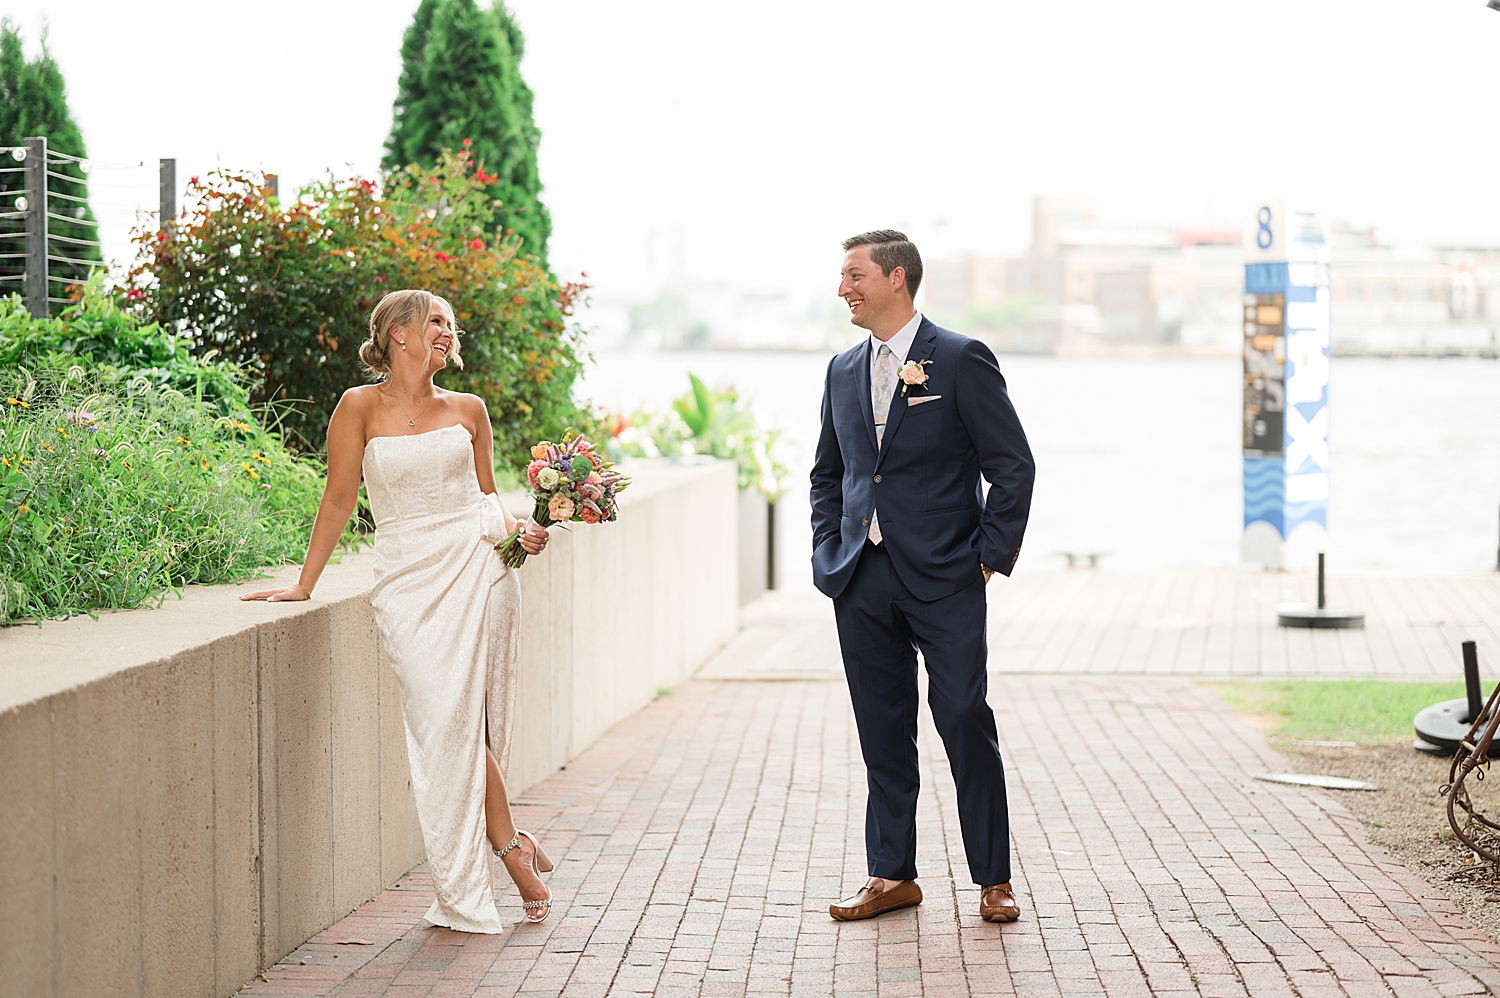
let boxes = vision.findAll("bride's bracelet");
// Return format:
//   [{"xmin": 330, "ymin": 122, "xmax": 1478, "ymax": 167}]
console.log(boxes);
[{"xmin": 291, "ymin": 581, "xmax": 312, "ymax": 598}]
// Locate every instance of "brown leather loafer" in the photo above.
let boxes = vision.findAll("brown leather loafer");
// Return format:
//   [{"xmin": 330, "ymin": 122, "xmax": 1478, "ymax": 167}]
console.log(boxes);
[
  {"xmin": 980, "ymin": 882, "xmax": 1020, "ymax": 922},
  {"xmin": 829, "ymin": 880, "xmax": 923, "ymax": 921}
]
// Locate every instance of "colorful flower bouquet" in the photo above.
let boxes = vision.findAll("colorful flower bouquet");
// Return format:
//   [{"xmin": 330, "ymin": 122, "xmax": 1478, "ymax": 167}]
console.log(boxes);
[{"xmin": 497, "ymin": 429, "xmax": 631, "ymax": 568}]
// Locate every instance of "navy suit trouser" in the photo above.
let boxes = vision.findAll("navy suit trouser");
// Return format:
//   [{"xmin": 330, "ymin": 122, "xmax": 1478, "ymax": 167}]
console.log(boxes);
[{"xmin": 832, "ymin": 541, "xmax": 1011, "ymax": 887}]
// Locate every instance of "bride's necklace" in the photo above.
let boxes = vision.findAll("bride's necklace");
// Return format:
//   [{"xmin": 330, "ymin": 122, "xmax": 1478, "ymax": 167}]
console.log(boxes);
[{"xmin": 385, "ymin": 382, "xmax": 432, "ymax": 427}]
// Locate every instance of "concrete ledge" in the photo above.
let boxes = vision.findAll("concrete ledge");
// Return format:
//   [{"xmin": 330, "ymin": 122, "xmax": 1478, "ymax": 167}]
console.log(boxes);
[{"xmin": 0, "ymin": 458, "xmax": 738, "ymax": 998}]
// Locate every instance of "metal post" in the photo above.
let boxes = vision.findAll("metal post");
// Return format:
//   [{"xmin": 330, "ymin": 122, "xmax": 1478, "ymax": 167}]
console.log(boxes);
[
  {"xmin": 23, "ymin": 135, "xmax": 46, "ymax": 319},
  {"xmin": 159, "ymin": 158, "xmax": 175, "ymax": 234},
  {"xmin": 1317, "ymin": 552, "xmax": 1326, "ymax": 610},
  {"xmin": 766, "ymin": 498, "xmax": 777, "ymax": 590},
  {"xmin": 1464, "ymin": 640, "xmax": 1483, "ymax": 724}
]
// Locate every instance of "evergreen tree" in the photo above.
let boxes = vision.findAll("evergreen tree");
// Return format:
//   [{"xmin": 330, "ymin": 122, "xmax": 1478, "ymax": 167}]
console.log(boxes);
[
  {"xmin": 381, "ymin": 0, "xmax": 440, "ymax": 174},
  {"xmin": 383, "ymin": 0, "xmax": 551, "ymax": 265},
  {"xmin": 0, "ymin": 21, "xmax": 100, "ymax": 306}
]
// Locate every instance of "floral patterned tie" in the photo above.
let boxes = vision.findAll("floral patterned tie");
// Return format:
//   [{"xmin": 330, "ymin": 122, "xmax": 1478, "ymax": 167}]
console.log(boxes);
[
  {"xmin": 869, "ymin": 342, "xmax": 896, "ymax": 545},
  {"xmin": 873, "ymin": 343, "xmax": 896, "ymax": 445}
]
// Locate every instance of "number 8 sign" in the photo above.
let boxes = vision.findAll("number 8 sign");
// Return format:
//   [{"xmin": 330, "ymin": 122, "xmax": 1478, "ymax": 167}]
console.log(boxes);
[{"xmin": 1247, "ymin": 199, "xmax": 1285, "ymax": 259}]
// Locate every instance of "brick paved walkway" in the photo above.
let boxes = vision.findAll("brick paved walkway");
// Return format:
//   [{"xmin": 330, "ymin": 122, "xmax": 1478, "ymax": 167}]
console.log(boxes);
[{"xmin": 241, "ymin": 677, "xmax": 1500, "ymax": 997}]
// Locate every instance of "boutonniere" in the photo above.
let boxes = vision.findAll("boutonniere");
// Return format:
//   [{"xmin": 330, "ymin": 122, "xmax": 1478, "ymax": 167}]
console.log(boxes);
[{"xmin": 897, "ymin": 359, "xmax": 932, "ymax": 396}]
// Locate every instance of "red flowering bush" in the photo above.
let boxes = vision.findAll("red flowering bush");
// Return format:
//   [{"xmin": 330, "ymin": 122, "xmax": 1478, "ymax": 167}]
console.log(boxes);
[{"xmin": 126, "ymin": 150, "xmax": 589, "ymax": 467}]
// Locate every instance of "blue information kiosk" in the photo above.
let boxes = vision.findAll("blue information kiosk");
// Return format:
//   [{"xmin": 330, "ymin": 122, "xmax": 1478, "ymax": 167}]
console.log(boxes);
[{"xmin": 1242, "ymin": 200, "xmax": 1331, "ymax": 570}]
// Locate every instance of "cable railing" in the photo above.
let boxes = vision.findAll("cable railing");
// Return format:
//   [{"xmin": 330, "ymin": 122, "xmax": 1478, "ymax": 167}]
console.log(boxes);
[
  {"xmin": 0, "ymin": 136, "xmax": 108, "ymax": 317},
  {"xmin": 0, "ymin": 144, "xmax": 205, "ymax": 316}
]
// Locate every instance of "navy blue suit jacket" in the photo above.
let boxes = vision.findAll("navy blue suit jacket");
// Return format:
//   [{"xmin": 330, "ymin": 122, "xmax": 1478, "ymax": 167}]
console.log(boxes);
[{"xmin": 810, "ymin": 317, "xmax": 1035, "ymax": 602}]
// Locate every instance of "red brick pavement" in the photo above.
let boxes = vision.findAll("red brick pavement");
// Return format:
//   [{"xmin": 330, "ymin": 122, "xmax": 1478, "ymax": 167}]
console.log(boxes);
[{"xmin": 240, "ymin": 677, "xmax": 1500, "ymax": 997}]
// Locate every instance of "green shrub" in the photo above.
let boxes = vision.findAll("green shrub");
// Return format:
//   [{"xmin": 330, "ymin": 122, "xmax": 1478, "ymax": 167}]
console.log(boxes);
[
  {"xmin": 0, "ymin": 291, "xmax": 353, "ymax": 624},
  {"xmin": 615, "ymin": 373, "xmax": 789, "ymax": 499},
  {"xmin": 0, "ymin": 361, "xmax": 346, "ymax": 624},
  {"xmin": 0, "ymin": 276, "xmax": 246, "ymax": 416},
  {"xmin": 128, "ymin": 150, "xmax": 589, "ymax": 465}
]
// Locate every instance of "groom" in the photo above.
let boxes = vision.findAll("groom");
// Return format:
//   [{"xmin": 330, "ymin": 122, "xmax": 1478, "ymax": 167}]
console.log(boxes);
[{"xmin": 811, "ymin": 230, "xmax": 1035, "ymax": 923}]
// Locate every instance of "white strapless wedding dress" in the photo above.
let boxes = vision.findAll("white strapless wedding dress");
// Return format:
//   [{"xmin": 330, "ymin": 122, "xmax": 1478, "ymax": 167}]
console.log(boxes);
[{"xmin": 362, "ymin": 422, "xmax": 519, "ymax": 933}]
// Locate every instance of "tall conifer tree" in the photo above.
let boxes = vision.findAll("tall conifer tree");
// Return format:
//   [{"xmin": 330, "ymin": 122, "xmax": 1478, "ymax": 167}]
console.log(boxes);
[
  {"xmin": 382, "ymin": 0, "xmax": 439, "ymax": 174},
  {"xmin": 0, "ymin": 21, "xmax": 100, "ymax": 298},
  {"xmin": 383, "ymin": 0, "xmax": 550, "ymax": 265}
]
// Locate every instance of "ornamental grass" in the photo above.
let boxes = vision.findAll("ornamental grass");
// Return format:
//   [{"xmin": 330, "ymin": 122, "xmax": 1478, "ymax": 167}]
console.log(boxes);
[{"xmin": 0, "ymin": 362, "xmax": 352, "ymax": 625}]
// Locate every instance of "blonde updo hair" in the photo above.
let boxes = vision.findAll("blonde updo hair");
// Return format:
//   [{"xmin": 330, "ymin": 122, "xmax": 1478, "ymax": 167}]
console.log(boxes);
[{"xmin": 359, "ymin": 289, "xmax": 465, "ymax": 376}]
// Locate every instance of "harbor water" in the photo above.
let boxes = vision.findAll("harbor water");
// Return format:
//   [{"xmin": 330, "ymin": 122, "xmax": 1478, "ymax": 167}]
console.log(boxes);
[{"xmin": 578, "ymin": 351, "xmax": 1500, "ymax": 588}]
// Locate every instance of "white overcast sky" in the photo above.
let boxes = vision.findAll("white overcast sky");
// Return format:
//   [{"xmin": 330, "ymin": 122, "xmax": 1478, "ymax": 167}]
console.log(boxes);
[{"xmin": 13, "ymin": 0, "xmax": 1500, "ymax": 304}]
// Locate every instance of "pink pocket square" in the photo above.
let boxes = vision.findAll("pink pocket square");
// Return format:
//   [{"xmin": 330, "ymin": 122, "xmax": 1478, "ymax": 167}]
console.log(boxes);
[{"xmin": 907, "ymin": 394, "xmax": 943, "ymax": 406}]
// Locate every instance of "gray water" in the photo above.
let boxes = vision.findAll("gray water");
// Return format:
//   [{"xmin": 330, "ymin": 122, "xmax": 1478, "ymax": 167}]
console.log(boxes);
[{"xmin": 579, "ymin": 352, "xmax": 1500, "ymax": 586}]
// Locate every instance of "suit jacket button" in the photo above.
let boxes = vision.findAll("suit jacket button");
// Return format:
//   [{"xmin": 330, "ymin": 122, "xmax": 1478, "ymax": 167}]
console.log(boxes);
[
  {"xmin": 862, "ymin": 518, "xmax": 869, "ymax": 526},
  {"xmin": 873, "ymin": 474, "xmax": 882, "ymax": 483}
]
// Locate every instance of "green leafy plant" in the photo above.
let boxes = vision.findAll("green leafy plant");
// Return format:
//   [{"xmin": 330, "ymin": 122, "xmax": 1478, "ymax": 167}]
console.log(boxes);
[
  {"xmin": 128, "ymin": 149, "xmax": 589, "ymax": 466},
  {"xmin": 0, "ymin": 289, "xmax": 359, "ymax": 625},
  {"xmin": 0, "ymin": 275, "xmax": 246, "ymax": 416},
  {"xmin": 615, "ymin": 373, "xmax": 789, "ymax": 499},
  {"xmin": 672, "ymin": 373, "xmax": 713, "ymax": 437},
  {"xmin": 0, "ymin": 364, "xmax": 353, "ymax": 625}
]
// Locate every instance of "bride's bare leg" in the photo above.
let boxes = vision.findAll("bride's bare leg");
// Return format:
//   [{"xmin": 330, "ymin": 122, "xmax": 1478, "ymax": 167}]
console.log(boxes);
[
  {"xmin": 484, "ymin": 745, "xmax": 547, "ymax": 907},
  {"xmin": 483, "ymin": 744, "xmax": 517, "ymax": 850}
]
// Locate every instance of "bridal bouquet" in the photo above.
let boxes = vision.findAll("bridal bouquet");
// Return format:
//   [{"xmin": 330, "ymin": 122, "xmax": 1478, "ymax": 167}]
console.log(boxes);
[{"xmin": 497, "ymin": 429, "xmax": 631, "ymax": 568}]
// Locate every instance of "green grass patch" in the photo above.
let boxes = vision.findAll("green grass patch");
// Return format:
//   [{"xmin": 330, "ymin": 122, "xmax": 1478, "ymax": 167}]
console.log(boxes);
[{"xmin": 1203, "ymin": 680, "xmax": 1467, "ymax": 744}]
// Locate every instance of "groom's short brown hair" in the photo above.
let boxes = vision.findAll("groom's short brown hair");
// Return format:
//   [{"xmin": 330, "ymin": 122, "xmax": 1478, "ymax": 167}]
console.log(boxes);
[{"xmin": 842, "ymin": 230, "xmax": 923, "ymax": 298}]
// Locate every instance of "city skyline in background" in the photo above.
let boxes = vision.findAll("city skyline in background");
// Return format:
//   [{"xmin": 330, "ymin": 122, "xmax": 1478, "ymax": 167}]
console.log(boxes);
[{"xmin": 4, "ymin": 0, "xmax": 1498, "ymax": 352}]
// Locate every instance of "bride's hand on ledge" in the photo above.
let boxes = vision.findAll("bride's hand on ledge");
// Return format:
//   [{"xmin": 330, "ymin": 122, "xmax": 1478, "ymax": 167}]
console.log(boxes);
[
  {"xmin": 515, "ymin": 519, "xmax": 549, "ymax": 557},
  {"xmin": 239, "ymin": 582, "xmax": 312, "ymax": 602}
]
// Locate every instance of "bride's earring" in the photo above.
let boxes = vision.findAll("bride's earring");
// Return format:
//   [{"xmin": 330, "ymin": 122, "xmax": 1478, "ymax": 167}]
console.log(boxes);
[{"xmin": 399, "ymin": 339, "xmax": 407, "ymax": 351}]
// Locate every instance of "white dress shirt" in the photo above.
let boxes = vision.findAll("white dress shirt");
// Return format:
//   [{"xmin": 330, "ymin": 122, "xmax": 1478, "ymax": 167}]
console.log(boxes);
[
  {"xmin": 868, "ymin": 311, "xmax": 923, "ymax": 544},
  {"xmin": 868, "ymin": 311, "xmax": 923, "ymax": 388}
]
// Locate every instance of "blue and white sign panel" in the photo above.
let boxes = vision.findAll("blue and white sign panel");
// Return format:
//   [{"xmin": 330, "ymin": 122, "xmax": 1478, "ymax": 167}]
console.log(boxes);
[{"xmin": 1242, "ymin": 199, "xmax": 1331, "ymax": 569}]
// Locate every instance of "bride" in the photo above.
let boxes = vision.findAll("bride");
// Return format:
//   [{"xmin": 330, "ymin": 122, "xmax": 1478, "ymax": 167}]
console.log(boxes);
[{"xmin": 241, "ymin": 288, "xmax": 554, "ymax": 931}]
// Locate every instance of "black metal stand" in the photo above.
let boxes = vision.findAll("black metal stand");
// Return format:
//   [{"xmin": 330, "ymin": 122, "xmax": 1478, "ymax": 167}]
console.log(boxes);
[
  {"xmin": 1276, "ymin": 552, "xmax": 1365, "ymax": 628},
  {"xmin": 1415, "ymin": 641, "xmax": 1485, "ymax": 754}
]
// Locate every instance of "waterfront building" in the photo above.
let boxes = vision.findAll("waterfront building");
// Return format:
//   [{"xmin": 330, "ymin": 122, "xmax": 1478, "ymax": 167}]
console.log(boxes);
[{"xmin": 925, "ymin": 198, "xmax": 1500, "ymax": 357}]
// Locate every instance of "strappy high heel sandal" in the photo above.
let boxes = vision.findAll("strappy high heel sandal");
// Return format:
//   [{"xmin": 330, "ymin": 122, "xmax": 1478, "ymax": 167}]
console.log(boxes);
[{"xmin": 495, "ymin": 829, "xmax": 554, "ymax": 922}]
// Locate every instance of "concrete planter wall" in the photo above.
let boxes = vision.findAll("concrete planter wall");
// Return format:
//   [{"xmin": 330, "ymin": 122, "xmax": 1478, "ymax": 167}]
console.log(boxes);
[
  {"xmin": 738, "ymin": 488, "xmax": 767, "ymax": 607},
  {"xmin": 0, "ymin": 459, "xmax": 737, "ymax": 998}
]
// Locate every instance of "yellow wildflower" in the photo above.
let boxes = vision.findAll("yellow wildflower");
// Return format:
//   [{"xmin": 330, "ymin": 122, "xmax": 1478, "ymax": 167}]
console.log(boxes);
[
  {"xmin": 42, "ymin": 442, "xmax": 52, "ymax": 453},
  {"xmin": 6, "ymin": 397, "xmax": 28, "ymax": 408},
  {"xmin": 56, "ymin": 427, "xmax": 68, "ymax": 439},
  {"xmin": 177, "ymin": 437, "xmax": 192, "ymax": 446},
  {"xmin": 0, "ymin": 456, "xmax": 11, "ymax": 470},
  {"xmin": 252, "ymin": 452, "xmax": 269, "ymax": 463},
  {"xmin": 241, "ymin": 462, "xmax": 259, "ymax": 480},
  {"xmin": 122, "ymin": 459, "xmax": 132, "ymax": 471},
  {"xmin": 17, "ymin": 504, "xmax": 27, "ymax": 514},
  {"xmin": 200, "ymin": 457, "xmax": 210, "ymax": 470}
]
